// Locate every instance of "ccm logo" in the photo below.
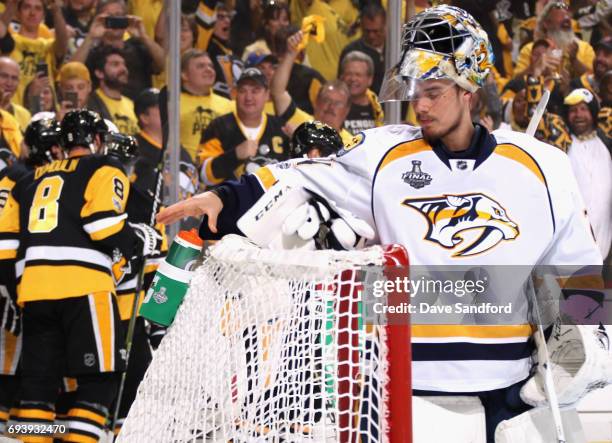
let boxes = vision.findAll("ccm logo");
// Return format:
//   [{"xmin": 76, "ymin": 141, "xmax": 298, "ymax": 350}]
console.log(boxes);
[{"xmin": 254, "ymin": 189, "xmax": 285, "ymax": 221}]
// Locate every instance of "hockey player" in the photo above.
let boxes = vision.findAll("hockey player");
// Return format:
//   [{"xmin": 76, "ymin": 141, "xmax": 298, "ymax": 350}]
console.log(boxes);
[
  {"xmin": 289, "ymin": 121, "xmax": 344, "ymax": 159},
  {"xmin": 0, "ymin": 109, "xmax": 160, "ymax": 442},
  {"xmin": 158, "ymin": 6, "xmax": 603, "ymax": 442},
  {"xmin": 0, "ymin": 117, "xmax": 63, "ymax": 435}
]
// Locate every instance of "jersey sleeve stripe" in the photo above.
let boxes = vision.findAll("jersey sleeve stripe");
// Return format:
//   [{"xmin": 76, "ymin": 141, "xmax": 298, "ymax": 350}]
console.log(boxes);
[
  {"xmin": 83, "ymin": 214, "xmax": 127, "ymax": 235},
  {"xmin": 412, "ymin": 324, "xmax": 533, "ymax": 338},
  {"xmin": 201, "ymin": 157, "xmax": 224, "ymax": 186},
  {"xmin": 0, "ymin": 239, "xmax": 19, "ymax": 251},
  {"xmin": 253, "ymin": 167, "xmax": 277, "ymax": 190}
]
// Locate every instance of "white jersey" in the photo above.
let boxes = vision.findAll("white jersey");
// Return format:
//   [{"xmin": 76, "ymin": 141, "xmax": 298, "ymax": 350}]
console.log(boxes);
[{"xmin": 254, "ymin": 125, "xmax": 602, "ymax": 392}]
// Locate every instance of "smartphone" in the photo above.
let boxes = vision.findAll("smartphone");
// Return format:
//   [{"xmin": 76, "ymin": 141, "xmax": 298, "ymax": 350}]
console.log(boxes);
[
  {"xmin": 36, "ymin": 62, "xmax": 48, "ymax": 76},
  {"xmin": 64, "ymin": 91, "xmax": 78, "ymax": 108},
  {"xmin": 104, "ymin": 16, "xmax": 129, "ymax": 29}
]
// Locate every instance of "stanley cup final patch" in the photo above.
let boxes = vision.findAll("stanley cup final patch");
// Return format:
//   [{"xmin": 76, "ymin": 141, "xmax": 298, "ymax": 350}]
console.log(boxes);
[{"xmin": 402, "ymin": 160, "xmax": 432, "ymax": 189}]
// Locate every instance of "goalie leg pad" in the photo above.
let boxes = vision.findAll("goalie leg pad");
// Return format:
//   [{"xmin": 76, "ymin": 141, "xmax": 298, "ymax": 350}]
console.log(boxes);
[{"xmin": 494, "ymin": 407, "xmax": 586, "ymax": 443}]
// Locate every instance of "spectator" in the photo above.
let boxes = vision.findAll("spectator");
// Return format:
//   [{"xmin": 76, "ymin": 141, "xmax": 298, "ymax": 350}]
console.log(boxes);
[
  {"xmin": 0, "ymin": 107, "xmax": 23, "ymax": 164},
  {"xmin": 0, "ymin": 56, "xmax": 31, "ymax": 131},
  {"xmin": 296, "ymin": 0, "xmax": 354, "ymax": 81},
  {"xmin": 72, "ymin": 0, "xmax": 165, "ymax": 100},
  {"xmin": 128, "ymin": 0, "xmax": 163, "ymax": 40},
  {"xmin": 25, "ymin": 81, "xmax": 57, "ymax": 114},
  {"xmin": 515, "ymin": 1, "xmax": 595, "ymax": 79},
  {"xmin": 56, "ymin": 61, "xmax": 93, "ymax": 120},
  {"xmin": 195, "ymin": 3, "xmax": 244, "ymax": 98},
  {"xmin": 271, "ymin": 31, "xmax": 353, "ymax": 143},
  {"xmin": 242, "ymin": 1, "xmax": 290, "ymax": 61},
  {"xmin": 132, "ymin": 88, "xmax": 198, "ymax": 208},
  {"xmin": 88, "ymin": 46, "xmax": 139, "ymax": 134},
  {"xmin": 198, "ymin": 67, "xmax": 291, "ymax": 185},
  {"xmin": 500, "ymin": 77, "xmax": 572, "ymax": 151},
  {"xmin": 339, "ymin": 51, "xmax": 383, "ymax": 133},
  {"xmin": 244, "ymin": 51, "xmax": 278, "ymax": 115},
  {"xmin": 339, "ymin": 3, "xmax": 385, "ymax": 94},
  {"xmin": 55, "ymin": 0, "xmax": 97, "ymax": 57},
  {"xmin": 0, "ymin": 0, "xmax": 68, "ymax": 106},
  {"xmin": 153, "ymin": 11, "xmax": 197, "ymax": 88},
  {"xmin": 506, "ymin": 39, "xmax": 569, "ymax": 116},
  {"xmin": 563, "ymin": 88, "xmax": 612, "ymax": 259},
  {"xmin": 571, "ymin": 36, "xmax": 612, "ymax": 100},
  {"xmin": 170, "ymin": 49, "xmax": 232, "ymax": 162},
  {"xmin": 272, "ymin": 24, "xmax": 325, "ymax": 114}
]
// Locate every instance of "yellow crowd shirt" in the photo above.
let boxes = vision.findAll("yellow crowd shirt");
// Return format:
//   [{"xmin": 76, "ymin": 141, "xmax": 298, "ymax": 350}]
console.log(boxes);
[
  {"xmin": 180, "ymin": 90, "xmax": 233, "ymax": 162},
  {"xmin": 8, "ymin": 30, "xmax": 56, "ymax": 106},
  {"xmin": 95, "ymin": 88, "xmax": 139, "ymax": 135}
]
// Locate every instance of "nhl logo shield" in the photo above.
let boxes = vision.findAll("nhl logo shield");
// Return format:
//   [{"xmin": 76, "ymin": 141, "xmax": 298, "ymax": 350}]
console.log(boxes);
[{"xmin": 402, "ymin": 160, "xmax": 432, "ymax": 189}]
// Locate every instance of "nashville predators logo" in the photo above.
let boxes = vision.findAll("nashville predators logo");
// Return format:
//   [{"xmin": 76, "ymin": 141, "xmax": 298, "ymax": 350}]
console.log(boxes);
[{"xmin": 404, "ymin": 193, "xmax": 519, "ymax": 257}]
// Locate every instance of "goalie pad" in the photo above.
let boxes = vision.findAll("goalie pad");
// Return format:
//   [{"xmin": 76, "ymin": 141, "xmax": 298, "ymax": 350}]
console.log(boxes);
[
  {"xmin": 520, "ymin": 322, "xmax": 612, "ymax": 408},
  {"xmin": 495, "ymin": 407, "xmax": 586, "ymax": 443},
  {"xmin": 413, "ymin": 396, "xmax": 486, "ymax": 443}
]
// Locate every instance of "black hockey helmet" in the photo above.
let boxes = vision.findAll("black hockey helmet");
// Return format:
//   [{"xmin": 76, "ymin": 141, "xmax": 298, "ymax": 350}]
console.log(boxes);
[
  {"xmin": 104, "ymin": 132, "xmax": 139, "ymax": 163},
  {"xmin": 290, "ymin": 121, "xmax": 343, "ymax": 158},
  {"xmin": 59, "ymin": 109, "xmax": 108, "ymax": 151},
  {"xmin": 24, "ymin": 118, "xmax": 61, "ymax": 166}
]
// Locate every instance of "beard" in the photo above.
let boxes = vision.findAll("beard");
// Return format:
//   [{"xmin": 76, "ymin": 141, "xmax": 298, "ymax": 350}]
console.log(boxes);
[
  {"xmin": 104, "ymin": 73, "xmax": 128, "ymax": 91},
  {"xmin": 547, "ymin": 29, "xmax": 575, "ymax": 51}
]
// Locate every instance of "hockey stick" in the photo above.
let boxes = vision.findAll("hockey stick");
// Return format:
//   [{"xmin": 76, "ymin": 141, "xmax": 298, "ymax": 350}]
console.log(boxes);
[
  {"xmin": 109, "ymin": 138, "xmax": 167, "ymax": 436},
  {"xmin": 526, "ymin": 89, "xmax": 551, "ymax": 137},
  {"xmin": 523, "ymin": 90, "xmax": 567, "ymax": 443}
]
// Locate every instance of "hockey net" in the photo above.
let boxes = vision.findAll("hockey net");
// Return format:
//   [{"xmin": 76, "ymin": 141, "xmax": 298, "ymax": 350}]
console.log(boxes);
[{"xmin": 118, "ymin": 235, "xmax": 411, "ymax": 443}]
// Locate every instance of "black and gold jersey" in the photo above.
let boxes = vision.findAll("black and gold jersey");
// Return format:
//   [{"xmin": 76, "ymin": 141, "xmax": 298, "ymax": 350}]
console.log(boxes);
[
  {"xmin": 0, "ymin": 162, "xmax": 31, "ymax": 213},
  {"xmin": 198, "ymin": 112, "xmax": 290, "ymax": 185},
  {"xmin": 0, "ymin": 154, "xmax": 136, "ymax": 304}
]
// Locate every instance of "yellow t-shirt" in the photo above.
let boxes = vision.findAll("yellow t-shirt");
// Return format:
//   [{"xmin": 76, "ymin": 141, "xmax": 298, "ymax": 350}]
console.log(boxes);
[
  {"xmin": 128, "ymin": 0, "xmax": 163, "ymax": 40},
  {"xmin": 180, "ymin": 90, "xmax": 233, "ymax": 161},
  {"xmin": 9, "ymin": 31, "xmax": 56, "ymax": 107},
  {"xmin": 515, "ymin": 40, "xmax": 595, "ymax": 77},
  {"xmin": 0, "ymin": 110, "xmax": 23, "ymax": 158},
  {"xmin": 95, "ymin": 89, "xmax": 139, "ymax": 135},
  {"xmin": 304, "ymin": 0, "xmax": 355, "ymax": 81},
  {"xmin": 9, "ymin": 103, "xmax": 32, "ymax": 133}
]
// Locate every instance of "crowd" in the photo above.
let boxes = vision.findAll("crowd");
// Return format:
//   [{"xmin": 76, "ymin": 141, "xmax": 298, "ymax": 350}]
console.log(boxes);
[{"xmin": 0, "ymin": 0, "xmax": 608, "ymax": 441}]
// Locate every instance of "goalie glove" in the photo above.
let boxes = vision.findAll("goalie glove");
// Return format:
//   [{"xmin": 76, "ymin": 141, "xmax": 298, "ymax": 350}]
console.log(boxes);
[
  {"xmin": 0, "ymin": 285, "xmax": 20, "ymax": 336},
  {"xmin": 130, "ymin": 222, "xmax": 163, "ymax": 258},
  {"xmin": 282, "ymin": 191, "xmax": 375, "ymax": 250}
]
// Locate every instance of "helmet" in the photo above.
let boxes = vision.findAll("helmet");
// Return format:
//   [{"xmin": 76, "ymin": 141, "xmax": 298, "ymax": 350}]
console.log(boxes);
[
  {"xmin": 104, "ymin": 132, "xmax": 139, "ymax": 163},
  {"xmin": 290, "ymin": 121, "xmax": 343, "ymax": 158},
  {"xmin": 59, "ymin": 109, "xmax": 108, "ymax": 151},
  {"xmin": 24, "ymin": 118, "xmax": 61, "ymax": 166},
  {"xmin": 379, "ymin": 5, "xmax": 494, "ymax": 102}
]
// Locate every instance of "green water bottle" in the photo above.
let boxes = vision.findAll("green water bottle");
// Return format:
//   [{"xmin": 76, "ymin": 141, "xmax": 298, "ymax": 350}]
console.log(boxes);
[{"xmin": 139, "ymin": 229, "xmax": 204, "ymax": 326}]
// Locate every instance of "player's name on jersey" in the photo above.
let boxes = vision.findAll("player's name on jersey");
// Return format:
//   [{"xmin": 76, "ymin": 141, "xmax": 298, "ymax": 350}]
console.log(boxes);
[{"xmin": 34, "ymin": 159, "xmax": 78, "ymax": 179}]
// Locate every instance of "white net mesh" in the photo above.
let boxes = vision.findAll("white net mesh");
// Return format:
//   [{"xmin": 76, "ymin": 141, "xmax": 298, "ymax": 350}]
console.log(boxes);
[{"xmin": 118, "ymin": 235, "xmax": 404, "ymax": 443}]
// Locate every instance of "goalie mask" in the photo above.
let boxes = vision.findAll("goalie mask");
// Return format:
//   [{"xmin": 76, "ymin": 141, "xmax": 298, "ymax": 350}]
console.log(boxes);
[{"xmin": 379, "ymin": 5, "xmax": 494, "ymax": 102}]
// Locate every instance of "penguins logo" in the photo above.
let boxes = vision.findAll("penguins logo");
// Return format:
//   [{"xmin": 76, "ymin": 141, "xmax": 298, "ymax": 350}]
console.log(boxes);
[{"xmin": 404, "ymin": 193, "xmax": 519, "ymax": 257}]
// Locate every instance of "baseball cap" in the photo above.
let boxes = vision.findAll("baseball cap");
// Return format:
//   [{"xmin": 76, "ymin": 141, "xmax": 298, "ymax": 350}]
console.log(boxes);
[
  {"xmin": 134, "ymin": 88, "xmax": 160, "ymax": 116},
  {"xmin": 564, "ymin": 88, "xmax": 595, "ymax": 106},
  {"xmin": 236, "ymin": 67, "xmax": 268, "ymax": 88},
  {"xmin": 58, "ymin": 62, "xmax": 91, "ymax": 84},
  {"xmin": 595, "ymin": 36, "xmax": 612, "ymax": 52},
  {"xmin": 245, "ymin": 51, "xmax": 278, "ymax": 68}
]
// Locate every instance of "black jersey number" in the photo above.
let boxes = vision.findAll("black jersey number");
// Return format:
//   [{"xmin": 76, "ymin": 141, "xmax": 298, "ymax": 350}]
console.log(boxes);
[
  {"xmin": 28, "ymin": 176, "xmax": 64, "ymax": 233},
  {"xmin": 113, "ymin": 177, "xmax": 125, "ymax": 200}
]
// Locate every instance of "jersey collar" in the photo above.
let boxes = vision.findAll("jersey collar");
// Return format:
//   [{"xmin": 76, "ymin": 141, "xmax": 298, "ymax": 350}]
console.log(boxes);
[{"xmin": 430, "ymin": 123, "xmax": 497, "ymax": 170}]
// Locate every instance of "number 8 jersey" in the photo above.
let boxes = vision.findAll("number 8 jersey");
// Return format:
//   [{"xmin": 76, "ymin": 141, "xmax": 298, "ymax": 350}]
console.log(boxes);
[{"xmin": 0, "ymin": 154, "xmax": 137, "ymax": 305}]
